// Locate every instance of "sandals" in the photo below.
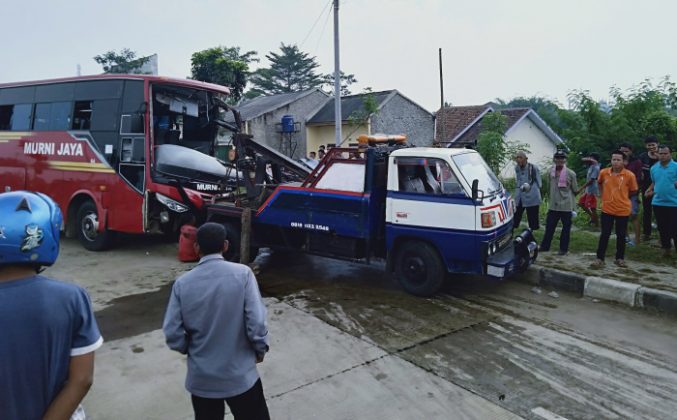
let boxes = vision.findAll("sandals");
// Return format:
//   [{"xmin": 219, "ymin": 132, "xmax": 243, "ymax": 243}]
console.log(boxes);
[
  {"xmin": 614, "ymin": 259, "xmax": 628, "ymax": 268},
  {"xmin": 590, "ymin": 259, "xmax": 605, "ymax": 269}
]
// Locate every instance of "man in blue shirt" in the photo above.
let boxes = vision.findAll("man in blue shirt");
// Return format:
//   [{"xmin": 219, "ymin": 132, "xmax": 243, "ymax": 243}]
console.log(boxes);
[
  {"xmin": 163, "ymin": 222, "xmax": 270, "ymax": 420},
  {"xmin": 0, "ymin": 191, "xmax": 103, "ymax": 420},
  {"xmin": 645, "ymin": 145, "xmax": 677, "ymax": 257}
]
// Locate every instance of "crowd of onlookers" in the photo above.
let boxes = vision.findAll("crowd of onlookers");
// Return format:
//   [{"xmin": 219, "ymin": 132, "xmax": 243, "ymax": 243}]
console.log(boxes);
[{"xmin": 513, "ymin": 136, "xmax": 677, "ymax": 268}]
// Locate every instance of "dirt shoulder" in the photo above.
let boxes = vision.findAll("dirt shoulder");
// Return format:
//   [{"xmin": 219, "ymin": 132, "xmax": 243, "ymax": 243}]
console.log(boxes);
[{"xmin": 536, "ymin": 250, "xmax": 677, "ymax": 293}]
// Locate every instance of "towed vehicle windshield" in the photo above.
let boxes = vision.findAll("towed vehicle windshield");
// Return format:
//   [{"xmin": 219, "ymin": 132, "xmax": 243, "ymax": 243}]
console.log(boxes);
[
  {"xmin": 451, "ymin": 151, "xmax": 503, "ymax": 197},
  {"xmin": 151, "ymin": 83, "xmax": 233, "ymax": 156}
]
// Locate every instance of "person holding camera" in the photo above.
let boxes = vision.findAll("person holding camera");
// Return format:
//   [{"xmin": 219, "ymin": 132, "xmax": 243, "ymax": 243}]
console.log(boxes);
[
  {"xmin": 576, "ymin": 152, "xmax": 601, "ymax": 228},
  {"xmin": 513, "ymin": 150, "xmax": 542, "ymax": 231}
]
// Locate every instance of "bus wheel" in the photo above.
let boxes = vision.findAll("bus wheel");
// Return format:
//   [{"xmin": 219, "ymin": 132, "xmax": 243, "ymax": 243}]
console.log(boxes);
[
  {"xmin": 76, "ymin": 201, "xmax": 113, "ymax": 251},
  {"xmin": 395, "ymin": 241, "xmax": 444, "ymax": 297}
]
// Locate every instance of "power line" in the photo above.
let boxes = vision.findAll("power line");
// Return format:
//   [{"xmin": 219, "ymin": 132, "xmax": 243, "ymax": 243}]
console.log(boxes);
[
  {"xmin": 313, "ymin": 2, "xmax": 333, "ymax": 57},
  {"xmin": 299, "ymin": 0, "xmax": 332, "ymax": 49}
]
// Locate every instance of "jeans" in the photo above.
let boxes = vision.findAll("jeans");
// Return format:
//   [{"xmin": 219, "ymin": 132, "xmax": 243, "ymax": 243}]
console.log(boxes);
[
  {"xmin": 540, "ymin": 210, "xmax": 572, "ymax": 252},
  {"xmin": 653, "ymin": 205, "xmax": 677, "ymax": 251},
  {"xmin": 514, "ymin": 204, "xmax": 540, "ymax": 230},
  {"xmin": 641, "ymin": 189, "xmax": 654, "ymax": 236},
  {"xmin": 596, "ymin": 212, "xmax": 629, "ymax": 261},
  {"xmin": 191, "ymin": 379, "xmax": 270, "ymax": 420}
]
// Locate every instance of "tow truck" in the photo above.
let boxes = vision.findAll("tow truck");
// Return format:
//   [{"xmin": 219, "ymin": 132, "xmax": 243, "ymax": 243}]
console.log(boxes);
[{"xmin": 203, "ymin": 132, "xmax": 537, "ymax": 296}]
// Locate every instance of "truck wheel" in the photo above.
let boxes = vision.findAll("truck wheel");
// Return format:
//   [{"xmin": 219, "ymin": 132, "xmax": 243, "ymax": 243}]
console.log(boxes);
[
  {"xmin": 395, "ymin": 241, "xmax": 444, "ymax": 296},
  {"xmin": 76, "ymin": 201, "xmax": 113, "ymax": 251}
]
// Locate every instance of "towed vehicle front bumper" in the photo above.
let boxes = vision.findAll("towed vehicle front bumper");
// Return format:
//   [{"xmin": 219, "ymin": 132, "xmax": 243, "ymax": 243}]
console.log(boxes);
[{"xmin": 485, "ymin": 228, "xmax": 538, "ymax": 278}]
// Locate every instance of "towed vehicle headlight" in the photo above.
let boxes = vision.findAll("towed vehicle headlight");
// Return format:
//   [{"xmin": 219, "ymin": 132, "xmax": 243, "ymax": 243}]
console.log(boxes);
[{"xmin": 156, "ymin": 193, "xmax": 189, "ymax": 213}]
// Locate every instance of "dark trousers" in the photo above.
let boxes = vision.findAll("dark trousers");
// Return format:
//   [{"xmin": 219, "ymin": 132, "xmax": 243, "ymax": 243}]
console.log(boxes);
[
  {"xmin": 653, "ymin": 205, "xmax": 677, "ymax": 250},
  {"xmin": 514, "ymin": 204, "xmax": 540, "ymax": 230},
  {"xmin": 191, "ymin": 379, "xmax": 270, "ymax": 420},
  {"xmin": 641, "ymin": 190, "xmax": 654, "ymax": 236},
  {"xmin": 596, "ymin": 212, "xmax": 629, "ymax": 261},
  {"xmin": 540, "ymin": 210, "xmax": 572, "ymax": 252}
]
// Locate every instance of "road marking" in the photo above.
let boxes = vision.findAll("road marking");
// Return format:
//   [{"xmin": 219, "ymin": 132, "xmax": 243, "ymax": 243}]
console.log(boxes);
[{"xmin": 532, "ymin": 407, "xmax": 568, "ymax": 420}]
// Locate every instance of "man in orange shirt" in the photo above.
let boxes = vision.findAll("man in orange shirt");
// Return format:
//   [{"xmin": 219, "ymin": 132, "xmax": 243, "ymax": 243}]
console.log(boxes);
[{"xmin": 592, "ymin": 150, "xmax": 639, "ymax": 268}]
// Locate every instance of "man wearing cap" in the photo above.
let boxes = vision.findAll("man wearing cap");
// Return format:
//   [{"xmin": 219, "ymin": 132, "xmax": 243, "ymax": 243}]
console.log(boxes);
[
  {"xmin": 513, "ymin": 151, "xmax": 542, "ymax": 231},
  {"xmin": 540, "ymin": 150, "xmax": 578, "ymax": 255},
  {"xmin": 576, "ymin": 152, "xmax": 601, "ymax": 227}
]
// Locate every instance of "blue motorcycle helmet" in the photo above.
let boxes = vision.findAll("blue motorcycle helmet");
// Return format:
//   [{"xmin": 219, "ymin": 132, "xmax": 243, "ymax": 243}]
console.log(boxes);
[{"xmin": 0, "ymin": 191, "xmax": 63, "ymax": 267}]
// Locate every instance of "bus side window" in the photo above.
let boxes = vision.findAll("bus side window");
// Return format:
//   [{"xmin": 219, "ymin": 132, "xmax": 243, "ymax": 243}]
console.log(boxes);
[
  {"xmin": 121, "ymin": 137, "xmax": 145, "ymax": 163},
  {"xmin": 72, "ymin": 101, "xmax": 92, "ymax": 130},
  {"xmin": 3, "ymin": 104, "xmax": 33, "ymax": 131},
  {"xmin": 0, "ymin": 105, "xmax": 11, "ymax": 130}
]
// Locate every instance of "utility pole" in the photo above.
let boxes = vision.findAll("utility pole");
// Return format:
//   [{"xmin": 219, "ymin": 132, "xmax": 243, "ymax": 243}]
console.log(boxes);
[
  {"xmin": 437, "ymin": 48, "xmax": 444, "ymax": 146},
  {"xmin": 333, "ymin": 0, "xmax": 342, "ymax": 147}
]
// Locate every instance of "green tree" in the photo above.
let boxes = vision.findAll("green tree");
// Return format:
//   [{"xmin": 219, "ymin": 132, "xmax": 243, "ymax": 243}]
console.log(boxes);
[
  {"xmin": 93, "ymin": 49, "xmax": 150, "ymax": 74},
  {"xmin": 477, "ymin": 112, "xmax": 529, "ymax": 175},
  {"xmin": 190, "ymin": 46, "xmax": 258, "ymax": 102},
  {"xmin": 321, "ymin": 71, "xmax": 357, "ymax": 96},
  {"xmin": 246, "ymin": 43, "xmax": 325, "ymax": 97},
  {"xmin": 340, "ymin": 88, "xmax": 378, "ymax": 145}
]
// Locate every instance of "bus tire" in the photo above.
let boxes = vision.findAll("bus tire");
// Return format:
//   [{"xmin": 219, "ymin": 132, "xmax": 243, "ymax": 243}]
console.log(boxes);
[
  {"xmin": 395, "ymin": 241, "xmax": 444, "ymax": 297},
  {"xmin": 76, "ymin": 201, "xmax": 114, "ymax": 251}
]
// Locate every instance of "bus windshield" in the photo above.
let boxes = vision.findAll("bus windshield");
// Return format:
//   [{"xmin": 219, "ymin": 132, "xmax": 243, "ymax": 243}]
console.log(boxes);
[
  {"xmin": 451, "ymin": 151, "xmax": 502, "ymax": 196},
  {"xmin": 151, "ymin": 84, "xmax": 232, "ymax": 156}
]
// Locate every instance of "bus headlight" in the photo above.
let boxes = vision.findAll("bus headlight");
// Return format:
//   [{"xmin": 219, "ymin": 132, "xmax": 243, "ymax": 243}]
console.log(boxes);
[{"xmin": 156, "ymin": 193, "xmax": 189, "ymax": 213}]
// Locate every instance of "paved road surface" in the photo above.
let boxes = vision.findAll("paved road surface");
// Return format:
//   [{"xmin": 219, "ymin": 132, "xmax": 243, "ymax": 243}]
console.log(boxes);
[{"xmin": 46, "ymin": 238, "xmax": 677, "ymax": 419}]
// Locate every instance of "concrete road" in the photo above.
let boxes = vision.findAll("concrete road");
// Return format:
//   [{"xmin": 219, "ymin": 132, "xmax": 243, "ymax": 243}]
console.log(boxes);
[{"xmin": 46, "ymin": 238, "xmax": 677, "ymax": 419}]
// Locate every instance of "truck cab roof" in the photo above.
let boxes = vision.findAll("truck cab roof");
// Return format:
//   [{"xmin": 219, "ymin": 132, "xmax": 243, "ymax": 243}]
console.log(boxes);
[{"xmin": 390, "ymin": 147, "xmax": 477, "ymax": 160}]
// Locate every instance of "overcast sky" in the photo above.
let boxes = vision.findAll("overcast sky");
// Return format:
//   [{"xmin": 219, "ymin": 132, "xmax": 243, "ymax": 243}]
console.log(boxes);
[{"xmin": 2, "ymin": 0, "xmax": 675, "ymax": 111}]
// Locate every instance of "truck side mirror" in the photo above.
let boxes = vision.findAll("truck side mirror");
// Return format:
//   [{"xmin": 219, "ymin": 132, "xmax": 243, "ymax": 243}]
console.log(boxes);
[{"xmin": 472, "ymin": 179, "xmax": 479, "ymax": 200}]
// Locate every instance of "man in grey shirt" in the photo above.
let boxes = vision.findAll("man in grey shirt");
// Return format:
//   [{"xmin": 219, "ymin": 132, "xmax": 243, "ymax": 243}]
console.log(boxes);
[
  {"xmin": 163, "ymin": 222, "xmax": 270, "ymax": 420},
  {"xmin": 540, "ymin": 150, "xmax": 579, "ymax": 255},
  {"xmin": 513, "ymin": 151, "xmax": 542, "ymax": 231}
]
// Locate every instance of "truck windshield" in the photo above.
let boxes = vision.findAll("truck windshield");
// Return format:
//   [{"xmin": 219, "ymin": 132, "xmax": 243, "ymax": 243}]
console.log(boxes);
[{"xmin": 451, "ymin": 152, "xmax": 502, "ymax": 195}]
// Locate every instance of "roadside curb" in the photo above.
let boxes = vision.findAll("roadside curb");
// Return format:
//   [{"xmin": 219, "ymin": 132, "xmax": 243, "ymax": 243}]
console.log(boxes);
[{"xmin": 522, "ymin": 265, "xmax": 677, "ymax": 317}]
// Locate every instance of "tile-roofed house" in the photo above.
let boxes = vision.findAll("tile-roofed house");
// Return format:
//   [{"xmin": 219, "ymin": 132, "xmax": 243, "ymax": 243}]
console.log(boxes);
[
  {"xmin": 306, "ymin": 90, "xmax": 434, "ymax": 151},
  {"xmin": 436, "ymin": 104, "xmax": 564, "ymax": 178},
  {"xmin": 434, "ymin": 105, "xmax": 492, "ymax": 145},
  {"xmin": 226, "ymin": 88, "xmax": 329, "ymax": 159}
]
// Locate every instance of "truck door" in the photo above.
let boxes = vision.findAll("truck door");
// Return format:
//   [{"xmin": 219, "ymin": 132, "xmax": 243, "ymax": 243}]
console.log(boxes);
[{"xmin": 388, "ymin": 157, "xmax": 477, "ymax": 268}]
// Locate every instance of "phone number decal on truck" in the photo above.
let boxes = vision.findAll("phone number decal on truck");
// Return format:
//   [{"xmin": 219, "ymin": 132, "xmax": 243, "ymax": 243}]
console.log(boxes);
[{"xmin": 290, "ymin": 222, "xmax": 330, "ymax": 232}]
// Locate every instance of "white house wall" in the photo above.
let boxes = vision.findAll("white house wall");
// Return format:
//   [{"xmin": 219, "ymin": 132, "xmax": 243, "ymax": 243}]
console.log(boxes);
[{"xmin": 499, "ymin": 117, "xmax": 557, "ymax": 178}]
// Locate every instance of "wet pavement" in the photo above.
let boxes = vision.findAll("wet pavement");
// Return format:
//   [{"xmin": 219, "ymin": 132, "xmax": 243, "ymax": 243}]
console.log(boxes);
[{"xmin": 46, "ymin": 238, "xmax": 677, "ymax": 419}]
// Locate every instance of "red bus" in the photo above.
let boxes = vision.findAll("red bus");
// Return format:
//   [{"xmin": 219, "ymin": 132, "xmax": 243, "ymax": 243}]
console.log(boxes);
[{"xmin": 0, "ymin": 75, "xmax": 237, "ymax": 250}]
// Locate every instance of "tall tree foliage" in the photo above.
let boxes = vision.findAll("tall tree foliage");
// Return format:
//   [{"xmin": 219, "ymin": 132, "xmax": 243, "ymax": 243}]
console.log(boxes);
[
  {"xmin": 190, "ymin": 46, "xmax": 258, "ymax": 102},
  {"xmin": 476, "ymin": 112, "xmax": 528, "ymax": 174},
  {"xmin": 493, "ymin": 78, "xmax": 677, "ymax": 173},
  {"xmin": 321, "ymin": 71, "xmax": 358, "ymax": 96},
  {"xmin": 246, "ymin": 43, "xmax": 356, "ymax": 98},
  {"xmin": 94, "ymin": 49, "xmax": 150, "ymax": 74}
]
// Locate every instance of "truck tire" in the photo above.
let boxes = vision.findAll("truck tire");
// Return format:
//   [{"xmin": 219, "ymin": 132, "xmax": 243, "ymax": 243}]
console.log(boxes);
[
  {"xmin": 76, "ymin": 201, "xmax": 114, "ymax": 251},
  {"xmin": 395, "ymin": 241, "xmax": 444, "ymax": 296},
  {"xmin": 222, "ymin": 223, "xmax": 258, "ymax": 263}
]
